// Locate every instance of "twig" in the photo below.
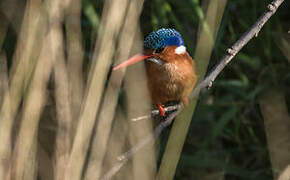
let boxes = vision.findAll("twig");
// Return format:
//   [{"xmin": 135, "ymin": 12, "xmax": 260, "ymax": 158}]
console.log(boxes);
[
  {"xmin": 131, "ymin": 103, "xmax": 183, "ymax": 121},
  {"xmin": 101, "ymin": 0, "xmax": 285, "ymax": 178},
  {"xmin": 189, "ymin": 0, "xmax": 284, "ymax": 99}
]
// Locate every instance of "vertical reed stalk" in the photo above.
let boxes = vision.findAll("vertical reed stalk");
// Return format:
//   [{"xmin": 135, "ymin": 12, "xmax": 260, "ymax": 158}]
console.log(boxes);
[
  {"xmin": 0, "ymin": 0, "xmax": 44, "ymax": 178},
  {"xmin": 11, "ymin": 0, "xmax": 66, "ymax": 179},
  {"xmin": 84, "ymin": 0, "xmax": 146, "ymax": 179},
  {"xmin": 64, "ymin": 0, "xmax": 129, "ymax": 179},
  {"xmin": 65, "ymin": 0, "xmax": 84, "ymax": 136},
  {"xmin": 53, "ymin": 8, "xmax": 72, "ymax": 179},
  {"xmin": 157, "ymin": 1, "xmax": 227, "ymax": 179},
  {"xmin": 259, "ymin": 89, "xmax": 290, "ymax": 179}
]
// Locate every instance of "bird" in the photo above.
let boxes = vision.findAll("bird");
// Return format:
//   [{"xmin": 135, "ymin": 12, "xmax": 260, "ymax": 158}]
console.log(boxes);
[{"xmin": 113, "ymin": 28, "xmax": 197, "ymax": 116}]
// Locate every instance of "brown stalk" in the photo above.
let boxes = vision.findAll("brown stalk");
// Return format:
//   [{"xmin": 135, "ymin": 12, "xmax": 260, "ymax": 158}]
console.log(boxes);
[
  {"xmin": 64, "ymin": 0, "xmax": 129, "ymax": 179},
  {"xmin": 53, "ymin": 2, "xmax": 72, "ymax": 178},
  {"xmin": 0, "ymin": 0, "xmax": 44, "ymax": 179},
  {"xmin": 278, "ymin": 165, "xmax": 290, "ymax": 180},
  {"xmin": 0, "ymin": 53, "xmax": 9, "ymax": 178},
  {"xmin": 0, "ymin": 52, "xmax": 8, "ymax": 110},
  {"xmin": 157, "ymin": 1, "xmax": 227, "ymax": 179},
  {"xmin": 259, "ymin": 89, "xmax": 290, "ymax": 178},
  {"xmin": 53, "ymin": 52, "xmax": 72, "ymax": 180},
  {"xmin": 65, "ymin": 0, "xmax": 84, "ymax": 136},
  {"xmin": 101, "ymin": 109, "xmax": 132, "ymax": 180},
  {"xmin": 10, "ymin": 0, "xmax": 66, "ymax": 179},
  {"xmin": 125, "ymin": 39, "xmax": 156, "ymax": 180},
  {"xmin": 84, "ymin": 0, "xmax": 145, "ymax": 179}
]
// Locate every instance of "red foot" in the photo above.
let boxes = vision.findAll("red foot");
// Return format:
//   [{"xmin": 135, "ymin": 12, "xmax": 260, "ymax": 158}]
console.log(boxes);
[{"xmin": 157, "ymin": 104, "xmax": 165, "ymax": 117}]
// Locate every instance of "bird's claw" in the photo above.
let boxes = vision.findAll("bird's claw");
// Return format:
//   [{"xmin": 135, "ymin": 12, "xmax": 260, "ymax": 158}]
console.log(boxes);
[{"xmin": 158, "ymin": 104, "xmax": 166, "ymax": 117}]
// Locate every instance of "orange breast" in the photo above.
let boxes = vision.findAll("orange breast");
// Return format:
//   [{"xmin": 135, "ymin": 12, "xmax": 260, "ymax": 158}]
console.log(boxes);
[{"xmin": 145, "ymin": 46, "xmax": 197, "ymax": 105}]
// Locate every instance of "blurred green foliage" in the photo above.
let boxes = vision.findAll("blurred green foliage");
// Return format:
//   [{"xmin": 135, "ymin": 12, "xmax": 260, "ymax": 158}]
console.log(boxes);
[{"xmin": 2, "ymin": 0, "xmax": 289, "ymax": 179}]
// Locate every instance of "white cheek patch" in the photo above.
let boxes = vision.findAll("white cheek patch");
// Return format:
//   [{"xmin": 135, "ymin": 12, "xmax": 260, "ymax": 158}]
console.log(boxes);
[{"xmin": 175, "ymin": 45, "xmax": 186, "ymax": 54}]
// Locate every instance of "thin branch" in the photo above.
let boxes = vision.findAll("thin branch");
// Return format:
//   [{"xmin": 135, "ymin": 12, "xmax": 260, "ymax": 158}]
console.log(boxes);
[
  {"xmin": 189, "ymin": 0, "xmax": 284, "ymax": 99},
  {"xmin": 131, "ymin": 103, "xmax": 182, "ymax": 121},
  {"xmin": 102, "ymin": 0, "xmax": 285, "ymax": 178},
  {"xmin": 101, "ymin": 109, "xmax": 182, "ymax": 180}
]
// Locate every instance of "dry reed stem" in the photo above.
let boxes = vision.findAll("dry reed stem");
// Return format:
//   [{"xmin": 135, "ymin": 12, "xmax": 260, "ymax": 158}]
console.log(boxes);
[
  {"xmin": 54, "ymin": 58, "xmax": 72, "ymax": 180},
  {"xmin": 275, "ymin": 33, "xmax": 290, "ymax": 63},
  {"xmin": 278, "ymin": 165, "xmax": 290, "ymax": 180},
  {"xmin": 22, "ymin": 136, "xmax": 37, "ymax": 180},
  {"xmin": 122, "ymin": 28, "xmax": 156, "ymax": 179},
  {"xmin": 0, "ymin": 0, "xmax": 44, "ymax": 179},
  {"xmin": 259, "ymin": 89, "xmax": 290, "ymax": 179},
  {"xmin": 156, "ymin": 1, "xmax": 226, "ymax": 179},
  {"xmin": 116, "ymin": 2, "xmax": 156, "ymax": 179},
  {"xmin": 101, "ymin": 109, "xmax": 132, "ymax": 180},
  {"xmin": 65, "ymin": 0, "xmax": 129, "ymax": 179},
  {"xmin": 0, "ymin": 53, "xmax": 8, "ymax": 109},
  {"xmin": 65, "ymin": 0, "xmax": 84, "ymax": 135},
  {"xmin": 125, "ymin": 48, "xmax": 156, "ymax": 179},
  {"xmin": 0, "ymin": 53, "xmax": 9, "ymax": 177},
  {"xmin": 54, "ymin": 59, "xmax": 72, "ymax": 180},
  {"xmin": 84, "ymin": 0, "xmax": 145, "ymax": 179},
  {"xmin": 10, "ymin": 0, "xmax": 66, "ymax": 179},
  {"xmin": 53, "ymin": 2, "xmax": 72, "ymax": 178}
]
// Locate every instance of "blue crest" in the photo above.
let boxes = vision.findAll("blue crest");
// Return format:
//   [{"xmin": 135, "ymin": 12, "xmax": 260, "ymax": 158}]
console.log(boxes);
[{"xmin": 144, "ymin": 28, "xmax": 184, "ymax": 50}]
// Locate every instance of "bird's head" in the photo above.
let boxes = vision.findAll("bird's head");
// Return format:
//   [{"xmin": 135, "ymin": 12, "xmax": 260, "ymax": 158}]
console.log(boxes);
[{"xmin": 113, "ymin": 28, "xmax": 187, "ymax": 71}]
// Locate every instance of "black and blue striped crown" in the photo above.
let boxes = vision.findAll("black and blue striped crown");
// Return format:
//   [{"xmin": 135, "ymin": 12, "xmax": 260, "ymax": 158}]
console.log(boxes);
[{"xmin": 143, "ymin": 28, "xmax": 184, "ymax": 50}]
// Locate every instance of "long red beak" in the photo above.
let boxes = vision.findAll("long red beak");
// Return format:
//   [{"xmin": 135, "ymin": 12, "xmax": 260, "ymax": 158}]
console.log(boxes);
[{"xmin": 113, "ymin": 54, "xmax": 152, "ymax": 71}]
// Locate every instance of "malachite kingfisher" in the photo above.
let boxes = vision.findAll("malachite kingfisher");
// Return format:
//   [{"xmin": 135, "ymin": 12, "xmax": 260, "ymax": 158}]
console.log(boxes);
[{"xmin": 113, "ymin": 28, "xmax": 197, "ymax": 116}]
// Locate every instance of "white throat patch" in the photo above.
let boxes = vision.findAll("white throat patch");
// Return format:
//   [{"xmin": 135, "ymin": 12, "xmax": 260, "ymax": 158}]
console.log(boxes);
[{"xmin": 175, "ymin": 45, "xmax": 186, "ymax": 54}]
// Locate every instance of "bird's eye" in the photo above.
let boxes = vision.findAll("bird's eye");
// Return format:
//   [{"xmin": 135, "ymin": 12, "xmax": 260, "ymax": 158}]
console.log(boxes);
[{"xmin": 155, "ymin": 47, "xmax": 165, "ymax": 53}]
